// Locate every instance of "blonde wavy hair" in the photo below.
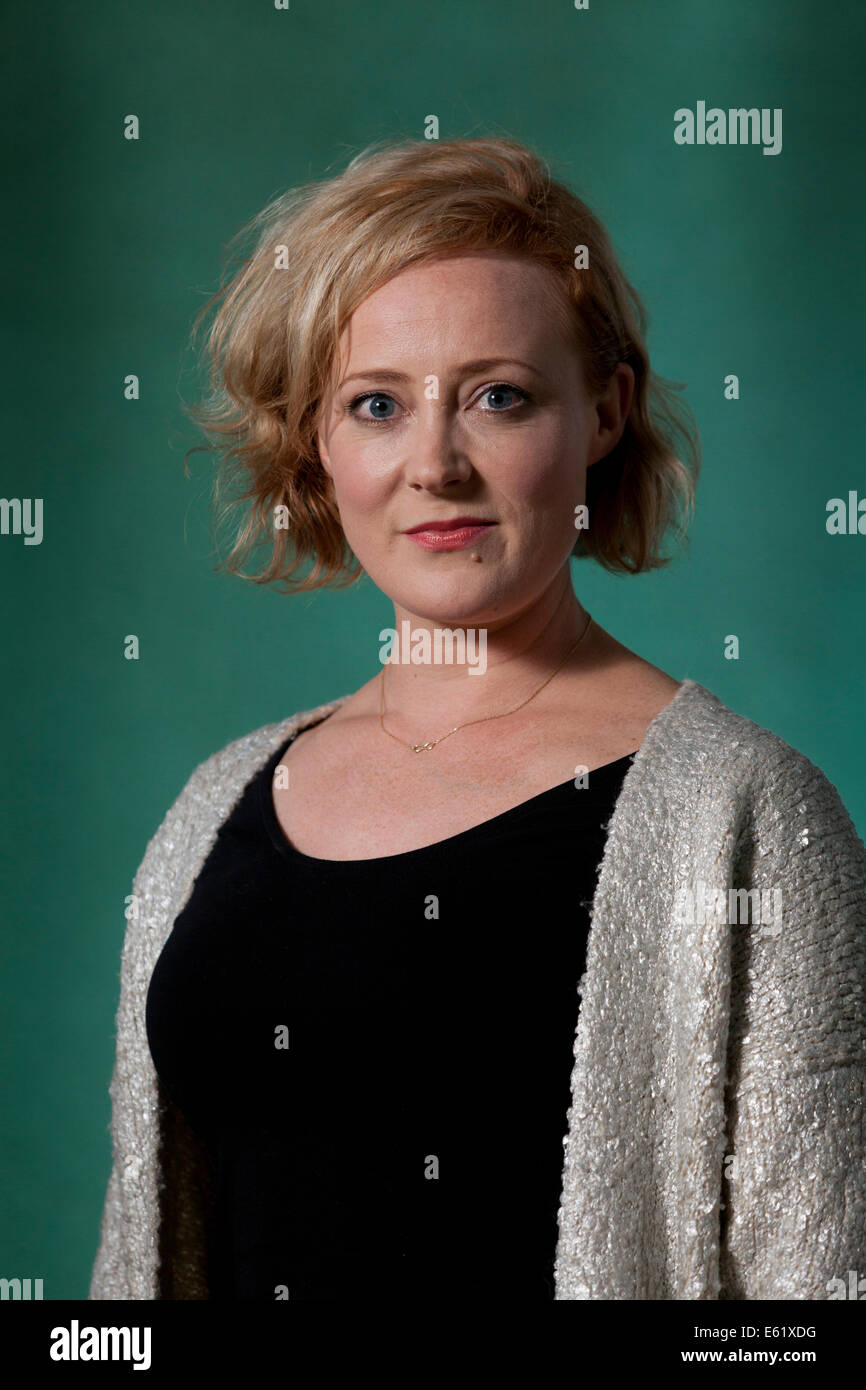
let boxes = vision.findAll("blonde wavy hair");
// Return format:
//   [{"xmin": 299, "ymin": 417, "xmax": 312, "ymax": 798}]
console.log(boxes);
[{"xmin": 186, "ymin": 135, "xmax": 700, "ymax": 591}]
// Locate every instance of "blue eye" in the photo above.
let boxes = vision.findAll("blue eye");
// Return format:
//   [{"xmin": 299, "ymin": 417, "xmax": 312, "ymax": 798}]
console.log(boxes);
[
  {"xmin": 348, "ymin": 391, "xmax": 396, "ymax": 420},
  {"xmin": 481, "ymin": 383, "xmax": 529, "ymax": 411}
]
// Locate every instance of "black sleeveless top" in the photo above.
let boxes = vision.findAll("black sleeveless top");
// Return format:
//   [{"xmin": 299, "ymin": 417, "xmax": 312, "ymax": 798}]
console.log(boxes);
[{"xmin": 146, "ymin": 724, "xmax": 635, "ymax": 1301}]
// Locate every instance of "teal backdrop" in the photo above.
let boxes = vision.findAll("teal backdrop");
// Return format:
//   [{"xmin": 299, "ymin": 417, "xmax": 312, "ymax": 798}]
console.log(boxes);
[{"xmin": 1, "ymin": 0, "xmax": 864, "ymax": 1298}]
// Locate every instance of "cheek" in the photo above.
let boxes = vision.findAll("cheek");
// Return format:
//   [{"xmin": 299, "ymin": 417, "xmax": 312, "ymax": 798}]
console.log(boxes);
[
  {"xmin": 329, "ymin": 456, "xmax": 388, "ymax": 518},
  {"xmin": 499, "ymin": 422, "xmax": 582, "ymax": 508}
]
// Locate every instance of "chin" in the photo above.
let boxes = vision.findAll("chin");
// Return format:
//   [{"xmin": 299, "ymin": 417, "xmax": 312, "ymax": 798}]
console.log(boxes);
[{"xmin": 397, "ymin": 581, "xmax": 508, "ymax": 626}]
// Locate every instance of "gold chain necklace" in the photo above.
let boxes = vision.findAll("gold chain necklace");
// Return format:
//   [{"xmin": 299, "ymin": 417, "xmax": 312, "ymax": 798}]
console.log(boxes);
[{"xmin": 379, "ymin": 613, "xmax": 594, "ymax": 753}]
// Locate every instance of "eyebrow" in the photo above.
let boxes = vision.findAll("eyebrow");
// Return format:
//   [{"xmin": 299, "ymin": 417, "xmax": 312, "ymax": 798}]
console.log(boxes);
[{"xmin": 338, "ymin": 357, "xmax": 547, "ymax": 388}]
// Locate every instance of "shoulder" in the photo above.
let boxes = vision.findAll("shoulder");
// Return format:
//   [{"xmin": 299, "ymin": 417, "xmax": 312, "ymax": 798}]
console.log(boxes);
[
  {"xmin": 669, "ymin": 685, "xmax": 866, "ymax": 1056},
  {"xmin": 131, "ymin": 692, "xmax": 352, "ymax": 896},
  {"xmin": 661, "ymin": 679, "xmax": 866, "ymax": 872},
  {"xmin": 177, "ymin": 692, "xmax": 355, "ymax": 833},
  {"xmin": 658, "ymin": 678, "xmax": 852, "ymax": 796},
  {"xmin": 186, "ymin": 691, "xmax": 352, "ymax": 794}
]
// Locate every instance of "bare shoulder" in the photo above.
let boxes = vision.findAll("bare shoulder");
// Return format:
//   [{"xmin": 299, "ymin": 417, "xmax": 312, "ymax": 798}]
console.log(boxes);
[
  {"xmin": 612, "ymin": 661, "xmax": 682, "ymax": 715},
  {"xmin": 281, "ymin": 675, "xmax": 386, "ymax": 775},
  {"xmin": 581, "ymin": 626, "xmax": 681, "ymax": 711}
]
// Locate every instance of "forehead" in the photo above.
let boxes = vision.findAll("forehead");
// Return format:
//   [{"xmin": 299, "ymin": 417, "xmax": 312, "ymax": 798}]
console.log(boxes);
[{"xmin": 338, "ymin": 252, "xmax": 576, "ymax": 357}]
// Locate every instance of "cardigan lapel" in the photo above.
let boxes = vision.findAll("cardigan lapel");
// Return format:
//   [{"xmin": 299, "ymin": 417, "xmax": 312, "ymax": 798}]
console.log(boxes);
[{"xmin": 553, "ymin": 679, "xmax": 733, "ymax": 1298}]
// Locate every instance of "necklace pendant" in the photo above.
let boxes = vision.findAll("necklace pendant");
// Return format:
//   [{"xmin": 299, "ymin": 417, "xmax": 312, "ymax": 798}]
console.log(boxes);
[{"xmin": 411, "ymin": 740, "xmax": 437, "ymax": 752}]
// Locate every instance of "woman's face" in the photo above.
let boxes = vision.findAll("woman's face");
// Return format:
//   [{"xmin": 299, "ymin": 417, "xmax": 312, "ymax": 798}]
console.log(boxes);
[{"xmin": 314, "ymin": 251, "xmax": 632, "ymax": 626}]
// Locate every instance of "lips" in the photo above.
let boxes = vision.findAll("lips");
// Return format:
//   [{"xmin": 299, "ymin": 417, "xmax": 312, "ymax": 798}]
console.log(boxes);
[
  {"xmin": 403, "ymin": 519, "xmax": 496, "ymax": 552},
  {"xmin": 404, "ymin": 517, "xmax": 495, "ymax": 533}
]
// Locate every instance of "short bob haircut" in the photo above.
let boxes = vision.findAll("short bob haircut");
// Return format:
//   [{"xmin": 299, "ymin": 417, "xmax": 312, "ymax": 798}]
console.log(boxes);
[{"xmin": 187, "ymin": 135, "xmax": 700, "ymax": 591}]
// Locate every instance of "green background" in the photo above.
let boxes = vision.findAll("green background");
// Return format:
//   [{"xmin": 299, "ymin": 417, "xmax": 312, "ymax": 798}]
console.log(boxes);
[{"xmin": 2, "ymin": 0, "xmax": 864, "ymax": 1298}]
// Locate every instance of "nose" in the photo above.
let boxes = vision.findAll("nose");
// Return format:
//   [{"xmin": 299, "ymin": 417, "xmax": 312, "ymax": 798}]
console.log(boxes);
[{"xmin": 403, "ymin": 403, "xmax": 474, "ymax": 491}]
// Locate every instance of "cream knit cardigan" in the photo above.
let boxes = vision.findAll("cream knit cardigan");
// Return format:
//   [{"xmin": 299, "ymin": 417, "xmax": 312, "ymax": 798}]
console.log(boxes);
[{"xmin": 89, "ymin": 678, "xmax": 866, "ymax": 1300}]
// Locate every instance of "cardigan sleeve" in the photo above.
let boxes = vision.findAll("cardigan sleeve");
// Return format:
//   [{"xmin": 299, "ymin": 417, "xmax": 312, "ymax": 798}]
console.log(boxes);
[
  {"xmin": 719, "ymin": 744, "xmax": 866, "ymax": 1299},
  {"xmin": 89, "ymin": 761, "xmax": 210, "ymax": 1300}
]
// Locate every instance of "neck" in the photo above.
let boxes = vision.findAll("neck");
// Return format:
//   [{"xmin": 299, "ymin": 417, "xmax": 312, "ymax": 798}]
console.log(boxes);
[{"xmin": 379, "ymin": 570, "xmax": 595, "ymax": 727}]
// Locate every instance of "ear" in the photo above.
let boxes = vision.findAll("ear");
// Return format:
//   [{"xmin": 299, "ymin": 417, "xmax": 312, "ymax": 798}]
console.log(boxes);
[
  {"xmin": 587, "ymin": 362, "xmax": 634, "ymax": 467},
  {"xmin": 314, "ymin": 429, "xmax": 333, "ymax": 480}
]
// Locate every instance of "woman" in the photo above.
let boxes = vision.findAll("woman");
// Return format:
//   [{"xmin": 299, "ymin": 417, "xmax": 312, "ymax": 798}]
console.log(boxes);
[{"xmin": 90, "ymin": 136, "xmax": 866, "ymax": 1301}]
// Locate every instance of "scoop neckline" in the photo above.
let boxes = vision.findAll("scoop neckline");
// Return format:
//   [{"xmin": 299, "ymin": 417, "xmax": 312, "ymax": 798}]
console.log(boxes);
[{"xmin": 258, "ymin": 731, "xmax": 638, "ymax": 868}]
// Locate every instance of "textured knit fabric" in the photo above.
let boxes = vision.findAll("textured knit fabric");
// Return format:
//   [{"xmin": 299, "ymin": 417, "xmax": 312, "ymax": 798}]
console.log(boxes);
[
  {"xmin": 144, "ymin": 724, "xmax": 634, "ymax": 1300},
  {"xmin": 89, "ymin": 678, "xmax": 866, "ymax": 1300}
]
